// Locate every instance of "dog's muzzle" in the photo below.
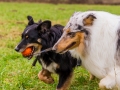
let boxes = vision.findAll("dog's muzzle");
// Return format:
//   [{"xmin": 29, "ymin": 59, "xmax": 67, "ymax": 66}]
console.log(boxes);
[{"xmin": 15, "ymin": 46, "xmax": 20, "ymax": 52}]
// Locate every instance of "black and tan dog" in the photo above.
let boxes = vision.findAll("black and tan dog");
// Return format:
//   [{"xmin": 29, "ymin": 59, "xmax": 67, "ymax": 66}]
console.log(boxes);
[{"xmin": 15, "ymin": 16, "xmax": 80, "ymax": 90}]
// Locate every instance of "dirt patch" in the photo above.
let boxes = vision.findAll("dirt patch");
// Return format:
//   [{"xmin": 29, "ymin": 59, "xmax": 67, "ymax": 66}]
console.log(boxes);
[{"xmin": 5, "ymin": 30, "xmax": 21, "ymax": 38}]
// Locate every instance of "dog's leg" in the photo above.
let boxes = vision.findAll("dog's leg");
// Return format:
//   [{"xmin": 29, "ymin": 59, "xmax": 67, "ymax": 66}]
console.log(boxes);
[
  {"xmin": 38, "ymin": 68, "xmax": 54, "ymax": 84},
  {"xmin": 89, "ymin": 72, "xmax": 95, "ymax": 81},
  {"xmin": 56, "ymin": 71, "xmax": 73, "ymax": 90},
  {"xmin": 116, "ymin": 72, "xmax": 120, "ymax": 90},
  {"xmin": 99, "ymin": 74, "xmax": 116, "ymax": 90}
]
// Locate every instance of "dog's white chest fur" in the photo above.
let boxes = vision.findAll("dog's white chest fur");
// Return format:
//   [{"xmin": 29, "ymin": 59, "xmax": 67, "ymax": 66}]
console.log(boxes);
[
  {"xmin": 40, "ymin": 59, "xmax": 58, "ymax": 73},
  {"xmin": 84, "ymin": 21, "xmax": 118, "ymax": 78}
]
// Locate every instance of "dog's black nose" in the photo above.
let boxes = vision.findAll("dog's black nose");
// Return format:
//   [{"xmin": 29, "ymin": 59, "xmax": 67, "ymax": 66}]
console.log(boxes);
[{"xmin": 15, "ymin": 47, "xmax": 19, "ymax": 52}]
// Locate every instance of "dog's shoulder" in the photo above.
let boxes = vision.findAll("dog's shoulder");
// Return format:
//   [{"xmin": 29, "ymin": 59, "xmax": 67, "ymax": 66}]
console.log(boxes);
[
  {"xmin": 49, "ymin": 24, "xmax": 64, "ymax": 37},
  {"xmin": 51, "ymin": 24, "xmax": 64, "ymax": 31}
]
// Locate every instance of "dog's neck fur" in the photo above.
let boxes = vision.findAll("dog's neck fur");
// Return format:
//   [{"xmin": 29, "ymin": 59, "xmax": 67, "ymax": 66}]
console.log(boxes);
[{"xmin": 41, "ymin": 25, "xmax": 63, "ymax": 50}]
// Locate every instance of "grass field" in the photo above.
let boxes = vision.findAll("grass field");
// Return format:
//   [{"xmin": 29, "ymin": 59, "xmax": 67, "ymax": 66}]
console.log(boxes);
[{"xmin": 0, "ymin": 2, "xmax": 120, "ymax": 90}]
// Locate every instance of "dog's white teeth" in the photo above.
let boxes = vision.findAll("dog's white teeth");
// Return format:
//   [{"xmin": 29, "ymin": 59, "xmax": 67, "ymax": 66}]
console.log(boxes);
[
  {"xmin": 29, "ymin": 47, "xmax": 34, "ymax": 56},
  {"xmin": 32, "ymin": 47, "xmax": 35, "ymax": 53}
]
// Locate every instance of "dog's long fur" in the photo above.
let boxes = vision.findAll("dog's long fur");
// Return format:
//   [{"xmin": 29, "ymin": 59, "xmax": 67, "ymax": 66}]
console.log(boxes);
[
  {"xmin": 15, "ymin": 16, "xmax": 80, "ymax": 90},
  {"xmin": 53, "ymin": 11, "xmax": 120, "ymax": 90}
]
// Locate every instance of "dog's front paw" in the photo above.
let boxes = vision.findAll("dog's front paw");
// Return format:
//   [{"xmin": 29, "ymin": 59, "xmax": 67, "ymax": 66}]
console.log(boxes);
[
  {"xmin": 45, "ymin": 76, "xmax": 54, "ymax": 84},
  {"xmin": 38, "ymin": 70, "xmax": 54, "ymax": 84},
  {"xmin": 99, "ymin": 76, "xmax": 116, "ymax": 90}
]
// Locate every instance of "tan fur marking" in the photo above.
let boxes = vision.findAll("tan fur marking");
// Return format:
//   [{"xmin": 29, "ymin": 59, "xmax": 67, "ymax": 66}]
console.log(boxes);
[
  {"xmin": 57, "ymin": 72, "xmax": 73, "ymax": 90},
  {"xmin": 25, "ymin": 43, "xmax": 42, "ymax": 54},
  {"xmin": 66, "ymin": 28, "xmax": 70, "ymax": 33},
  {"xmin": 27, "ymin": 43, "xmax": 41, "ymax": 47},
  {"xmin": 20, "ymin": 43, "xmax": 42, "ymax": 53},
  {"xmin": 26, "ymin": 35, "xmax": 28, "ymax": 39},
  {"xmin": 83, "ymin": 15, "xmax": 96, "ymax": 26},
  {"xmin": 37, "ymin": 39, "xmax": 41, "ymax": 43},
  {"xmin": 38, "ymin": 69, "xmax": 54, "ymax": 84},
  {"xmin": 77, "ymin": 33, "xmax": 86, "ymax": 57}
]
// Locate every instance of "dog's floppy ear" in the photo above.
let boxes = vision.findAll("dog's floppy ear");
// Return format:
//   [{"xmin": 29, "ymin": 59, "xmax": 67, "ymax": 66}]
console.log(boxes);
[
  {"xmin": 83, "ymin": 14, "xmax": 96, "ymax": 26},
  {"xmin": 27, "ymin": 15, "xmax": 34, "ymax": 25},
  {"xmin": 37, "ymin": 20, "xmax": 51, "ymax": 33}
]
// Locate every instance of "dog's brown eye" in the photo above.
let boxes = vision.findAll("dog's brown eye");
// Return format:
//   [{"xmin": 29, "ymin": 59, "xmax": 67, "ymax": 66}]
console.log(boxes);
[
  {"xmin": 67, "ymin": 32, "xmax": 75, "ymax": 38},
  {"xmin": 25, "ymin": 35, "xmax": 29, "ymax": 39},
  {"xmin": 25, "ymin": 36, "xmax": 29, "ymax": 40}
]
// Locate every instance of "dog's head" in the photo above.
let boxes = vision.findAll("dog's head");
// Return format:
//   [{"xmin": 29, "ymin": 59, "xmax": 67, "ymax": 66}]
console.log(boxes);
[
  {"xmin": 53, "ymin": 11, "xmax": 96, "ymax": 53},
  {"xmin": 15, "ymin": 16, "xmax": 51, "ymax": 59},
  {"xmin": 53, "ymin": 28, "xmax": 85, "ymax": 53}
]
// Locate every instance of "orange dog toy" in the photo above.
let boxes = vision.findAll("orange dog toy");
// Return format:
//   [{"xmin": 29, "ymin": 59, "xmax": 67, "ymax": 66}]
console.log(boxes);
[{"xmin": 22, "ymin": 47, "xmax": 32, "ymax": 56}]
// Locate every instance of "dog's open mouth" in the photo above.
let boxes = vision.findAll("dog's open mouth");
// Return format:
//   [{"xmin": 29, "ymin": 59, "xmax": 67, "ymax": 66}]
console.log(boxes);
[
  {"xmin": 22, "ymin": 46, "xmax": 35, "ymax": 60},
  {"xmin": 59, "ymin": 42, "xmax": 76, "ymax": 54}
]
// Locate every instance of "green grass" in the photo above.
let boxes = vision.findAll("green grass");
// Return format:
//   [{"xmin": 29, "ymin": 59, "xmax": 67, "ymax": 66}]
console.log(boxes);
[{"xmin": 0, "ymin": 2, "xmax": 120, "ymax": 90}]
